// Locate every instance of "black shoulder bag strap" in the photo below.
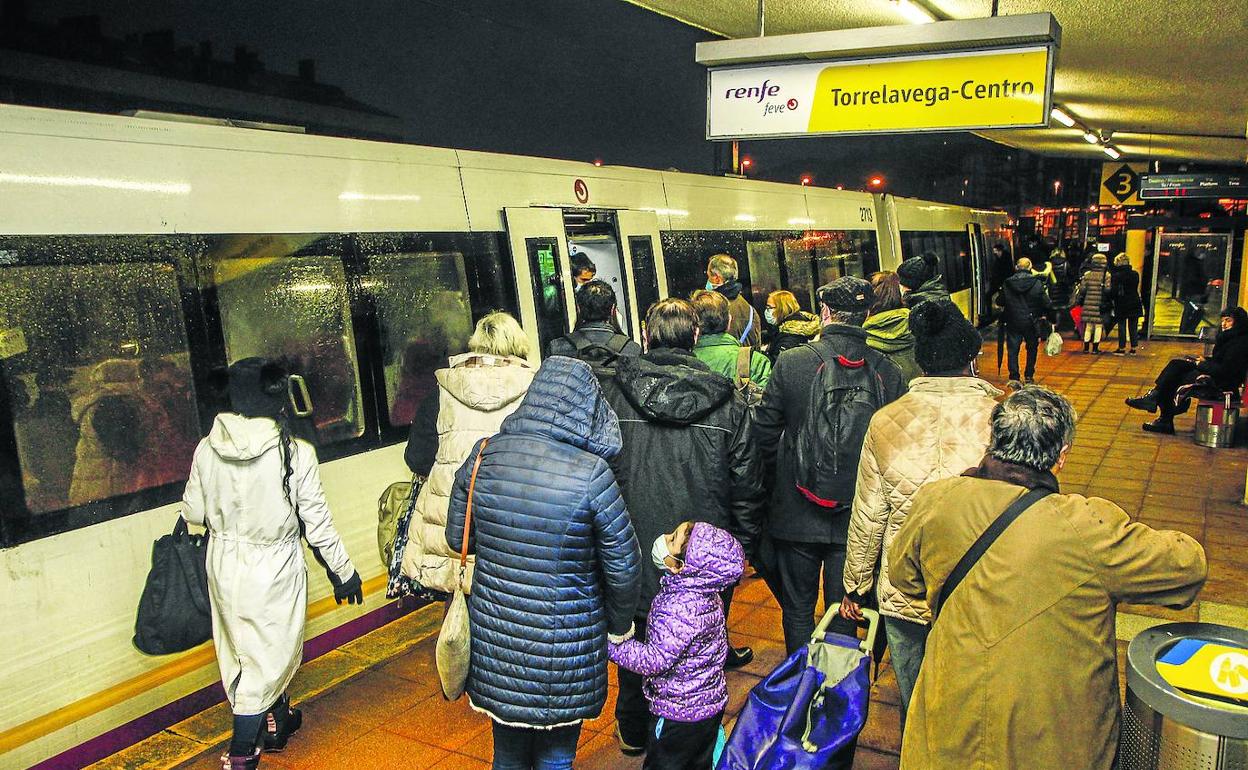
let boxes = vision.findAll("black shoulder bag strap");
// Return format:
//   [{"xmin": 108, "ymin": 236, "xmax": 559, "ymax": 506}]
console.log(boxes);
[{"xmin": 931, "ymin": 486, "xmax": 1052, "ymax": 620}]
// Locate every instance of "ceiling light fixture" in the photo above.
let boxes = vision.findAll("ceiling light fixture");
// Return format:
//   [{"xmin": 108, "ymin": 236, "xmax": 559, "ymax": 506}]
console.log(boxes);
[
  {"xmin": 1102, "ymin": 145, "xmax": 1122, "ymax": 160},
  {"xmin": 894, "ymin": 0, "xmax": 936, "ymax": 24},
  {"xmin": 1082, "ymin": 131, "xmax": 1100, "ymax": 145},
  {"xmin": 1050, "ymin": 106, "xmax": 1076, "ymax": 127}
]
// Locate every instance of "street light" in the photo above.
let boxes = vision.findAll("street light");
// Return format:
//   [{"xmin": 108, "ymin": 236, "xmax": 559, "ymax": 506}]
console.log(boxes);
[
  {"xmin": 800, "ymin": 174, "xmax": 813, "ymax": 186},
  {"xmin": 741, "ymin": 157, "xmax": 753, "ymax": 172},
  {"xmin": 868, "ymin": 175, "xmax": 885, "ymax": 189}
]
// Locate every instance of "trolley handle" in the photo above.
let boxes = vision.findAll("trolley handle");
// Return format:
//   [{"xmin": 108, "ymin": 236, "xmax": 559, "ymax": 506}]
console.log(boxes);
[{"xmin": 810, "ymin": 605, "xmax": 880, "ymax": 658}]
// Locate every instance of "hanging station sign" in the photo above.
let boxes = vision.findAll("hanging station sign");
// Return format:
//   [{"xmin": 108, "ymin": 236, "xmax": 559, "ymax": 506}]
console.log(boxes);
[
  {"xmin": 707, "ymin": 45, "xmax": 1054, "ymax": 139},
  {"xmin": 1139, "ymin": 173, "xmax": 1247, "ymax": 200}
]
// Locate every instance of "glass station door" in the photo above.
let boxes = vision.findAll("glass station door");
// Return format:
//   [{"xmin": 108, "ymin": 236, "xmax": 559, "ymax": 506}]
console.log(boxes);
[{"xmin": 1148, "ymin": 231, "xmax": 1232, "ymax": 338}]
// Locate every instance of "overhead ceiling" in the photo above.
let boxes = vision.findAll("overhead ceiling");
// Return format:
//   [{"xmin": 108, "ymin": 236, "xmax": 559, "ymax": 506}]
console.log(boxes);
[{"xmin": 624, "ymin": 0, "xmax": 1248, "ymax": 165}]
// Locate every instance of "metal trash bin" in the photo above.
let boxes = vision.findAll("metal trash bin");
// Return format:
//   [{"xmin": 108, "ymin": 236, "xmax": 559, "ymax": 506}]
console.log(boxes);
[
  {"xmin": 1119, "ymin": 622, "xmax": 1248, "ymax": 769},
  {"xmin": 1194, "ymin": 399, "xmax": 1239, "ymax": 448}
]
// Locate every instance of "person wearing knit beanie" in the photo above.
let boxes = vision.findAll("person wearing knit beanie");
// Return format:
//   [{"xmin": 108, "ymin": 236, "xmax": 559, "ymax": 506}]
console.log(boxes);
[
  {"xmin": 910, "ymin": 299, "xmax": 982, "ymax": 375},
  {"xmin": 896, "ymin": 255, "xmax": 932, "ymax": 291},
  {"xmin": 897, "ymin": 253, "xmax": 950, "ymax": 309}
]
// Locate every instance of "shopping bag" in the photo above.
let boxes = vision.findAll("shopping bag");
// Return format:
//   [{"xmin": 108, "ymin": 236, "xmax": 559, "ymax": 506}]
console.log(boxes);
[
  {"xmin": 1070, "ymin": 305, "xmax": 1084, "ymax": 336},
  {"xmin": 436, "ymin": 438, "xmax": 488, "ymax": 701},
  {"xmin": 1044, "ymin": 330, "xmax": 1064, "ymax": 356},
  {"xmin": 383, "ymin": 476, "xmax": 424, "ymax": 599},
  {"xmin": 133, "ymin": 518, "xmax": 212, "ymax": 655},
  {"xmin": 377, "ymin": 477, "xmax": 415, "ymax": 567}
]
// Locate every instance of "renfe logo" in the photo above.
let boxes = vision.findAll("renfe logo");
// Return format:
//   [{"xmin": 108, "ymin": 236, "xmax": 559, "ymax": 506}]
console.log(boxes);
[{"xmin": 726, "ymin": 80, "xmax": 780, "ymax": 103}]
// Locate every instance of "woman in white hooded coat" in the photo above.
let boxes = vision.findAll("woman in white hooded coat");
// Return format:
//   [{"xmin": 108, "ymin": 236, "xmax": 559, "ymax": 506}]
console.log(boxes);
[{"xmin": 181, "ymin": 358, "xmax": 361, "ymax": 770}]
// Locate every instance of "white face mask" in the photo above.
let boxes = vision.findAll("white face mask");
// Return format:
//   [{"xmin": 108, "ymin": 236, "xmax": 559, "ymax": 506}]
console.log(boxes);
[{"xmin": 651, "ymin": 535, "xmax": 676, "ymax": 572}]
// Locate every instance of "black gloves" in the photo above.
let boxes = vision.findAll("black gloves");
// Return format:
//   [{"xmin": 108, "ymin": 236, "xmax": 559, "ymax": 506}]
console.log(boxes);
[{"xmin": 329, "ymin": 569, "xmax": 363, "ymax": 605}]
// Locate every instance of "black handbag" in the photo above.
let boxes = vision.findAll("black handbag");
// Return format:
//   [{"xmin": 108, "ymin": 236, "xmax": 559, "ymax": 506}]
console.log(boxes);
[{"xmin": 133, "ymin": 518, "xmax": 213, "ymax": 655}]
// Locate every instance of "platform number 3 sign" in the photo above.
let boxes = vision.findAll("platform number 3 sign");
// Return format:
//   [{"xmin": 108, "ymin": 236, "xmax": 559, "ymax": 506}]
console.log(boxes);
[{"xmin": 1099, "ymin": 162, "xmax": 1146, "ymax": 206}]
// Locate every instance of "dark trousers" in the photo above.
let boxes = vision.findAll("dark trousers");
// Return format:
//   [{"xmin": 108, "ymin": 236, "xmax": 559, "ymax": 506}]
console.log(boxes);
[
  {"xmin": 772, "ymin": 539, "xmax": 856, "ymax": 655},
  {"xmin": 491, "ymin": 722, "xmax": 581, "ymax": 770},
  {"xmin": 1117, "ymin": 315, "xmax": 1140, "ymax": 349},
  {"xmin": 1155, "ymin": 359, "xmax": 1202, "ymax": 417},
  {"xmin": 617, "ymin": 589, "xmax": 736, "ymax": 747},
  {"xmin": 1005, "ymin": 331, "xmax": 1039, "ymax": 381},
  {"xmin": 643, "ymin": 711, "xmax": 723, "ymax": 770}
]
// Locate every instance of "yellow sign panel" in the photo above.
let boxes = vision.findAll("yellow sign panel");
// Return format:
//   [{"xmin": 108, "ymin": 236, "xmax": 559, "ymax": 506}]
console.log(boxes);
[
  {"xmin": 807, "ymin": 48, "xmax": 1050, "ymax": 133},
  {"xmin": 1100, "ymin": 162, "xmax": 1147, "ymax": 206}
]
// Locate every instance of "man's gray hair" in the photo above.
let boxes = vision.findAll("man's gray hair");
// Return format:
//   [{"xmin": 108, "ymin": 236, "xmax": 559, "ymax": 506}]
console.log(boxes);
[
  {"xmin": 826, "ymin": 308, "xmax": 868, "ymax": 327},
  {"xmin": 988, "ymin": 387, "xmax": 1077, "ymax": 471},
  {"xmin": 707, "ymin": 253, "xmax": 738, "ymax": 282}
]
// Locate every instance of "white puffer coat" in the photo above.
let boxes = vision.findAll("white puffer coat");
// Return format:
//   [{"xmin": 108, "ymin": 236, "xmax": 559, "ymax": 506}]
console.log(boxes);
[
  {"xmin": 400, "ymin": 353, "xmax": 534, "ymax": 594},
  {"xmin": 843, "ymin": 376, "xmax": 1000, "ymax": 623}
]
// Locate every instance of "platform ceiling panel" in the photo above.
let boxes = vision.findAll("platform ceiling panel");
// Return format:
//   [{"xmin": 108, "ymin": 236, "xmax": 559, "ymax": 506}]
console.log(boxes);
[{"xmin": 626, "ymin": 0, "xmax": 1248, "ymax": 164}]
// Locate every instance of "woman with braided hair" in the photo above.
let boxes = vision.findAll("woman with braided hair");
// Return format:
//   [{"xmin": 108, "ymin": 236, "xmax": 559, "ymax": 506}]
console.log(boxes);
[{"xmin": 181, "ymin": 358, "xmax": 362, "ymax": 770}]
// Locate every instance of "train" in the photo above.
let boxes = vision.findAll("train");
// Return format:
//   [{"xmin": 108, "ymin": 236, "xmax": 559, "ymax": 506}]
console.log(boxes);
[{"xmin": 0, "ymin": 102, "xmax": 1010, "ymax": 768}]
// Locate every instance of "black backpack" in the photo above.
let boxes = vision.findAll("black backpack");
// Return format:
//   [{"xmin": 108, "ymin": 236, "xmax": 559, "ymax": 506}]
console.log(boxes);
[
  {"xmin": 734, "ymin": 345, "xmax": 765, "ymax": 408},
  {"xmin": 568, "ymin": 330, "xmax": 630, "ymax": 373},
  {"xmin": 792, "ymin": 344, "xmax": 886, "ymax": 508},
  {"xmin": 133, "ymin": 518, "xmax": 212, "ymax": 655}
]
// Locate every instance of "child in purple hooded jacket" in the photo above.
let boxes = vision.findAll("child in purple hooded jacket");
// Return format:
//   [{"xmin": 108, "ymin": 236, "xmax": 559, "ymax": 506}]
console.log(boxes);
[{"xmin": 609, "ymin": 521, "xmax": 745, "ymax": 769}]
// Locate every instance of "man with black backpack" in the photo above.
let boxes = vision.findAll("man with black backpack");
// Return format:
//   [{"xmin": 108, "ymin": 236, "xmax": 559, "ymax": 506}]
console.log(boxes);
[
  {"xmin": 753, "ymin": 276, "xmax": 908, "ymax": 655},
  {"xmin": 548, "ymin": 280, "xmax": 640, "ymax": 370}
]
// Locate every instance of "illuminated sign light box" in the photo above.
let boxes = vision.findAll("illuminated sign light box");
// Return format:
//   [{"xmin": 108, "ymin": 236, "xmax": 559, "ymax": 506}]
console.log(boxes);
[
  {"xmin": 707, "ymin": 45, "xmax": 1054, "ymax": 139},
  {"xmin": 1140, "ymin": 173, "xmax": 1246, "ymax": 200}
]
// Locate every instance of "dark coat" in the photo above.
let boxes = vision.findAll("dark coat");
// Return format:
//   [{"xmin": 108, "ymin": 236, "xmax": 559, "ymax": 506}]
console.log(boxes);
[
  {"xmin": 994, "ymin": 271, "xmax": 1052, "ymax": 337},
  {"xmin": 1198, "ymin": 313, "xmax": 1248, "ymax": 391},
  {"xmin": 752, "ymin": 326, "xmax": 908, "ymax": 544},
  {"xmin": 548, "ymin": 321, "xmax": 642, "ymax": 361},
  {"xmin": 445, "ymin": 356, "xmax": 642, "ymax": 728},
  {"xmin": 1109, "ymin": 265, "xmax": 1144, "ymax": 318},
  {"xmin": 766, "ymin": 311, "xmax": 821, "ymax": 363},
  {"xmin": 905, "ymin": 276, "xmax": 951, "ymax": 309},
  {"xmin": 600, "ymin": 348, "xmax": 766, "ymax": 612},
  {"xmin": 715, "ymin": 281, "xmax": 763, "ymax": 351}
]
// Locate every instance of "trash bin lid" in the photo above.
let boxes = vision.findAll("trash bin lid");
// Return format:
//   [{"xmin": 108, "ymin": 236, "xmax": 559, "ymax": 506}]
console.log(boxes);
[{"xmin": 1127, "ymin": 622, "xmax": 1248, "ymax": 739}]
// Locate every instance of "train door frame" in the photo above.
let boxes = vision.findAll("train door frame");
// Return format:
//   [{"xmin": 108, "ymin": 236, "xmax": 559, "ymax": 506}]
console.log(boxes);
[
  {"xmin": 504, "ymin": 206, "xmax": 574, "ymax": 364},
  {"xmin": 967, "ymin": 222, "xmax": 987, "ymax": 326},
  {"xmin": 615, "ymin": 209, "xmax": 669, "ymax": 339}
]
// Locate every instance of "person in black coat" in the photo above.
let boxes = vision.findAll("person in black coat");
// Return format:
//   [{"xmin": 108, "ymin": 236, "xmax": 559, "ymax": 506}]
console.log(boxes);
[
  {"xmin": 1126, "ymin": 306, "xmax": 1248, "ymax": 434},
  {"xmin": 753, "ymin": 277, "xmax": 908, "ymax": 654},
  {"xmin": 598, "ymin": 297, "xmax": 767, "ymax": 753},
  {"xmin": 1109, "ymin": 254, "xmax": 1144, "ymax": 355},
  {"xmin": 993, "ymin": 257, "xmax": 1052, "ymax": 387},
  {"xmin": 547, "ymin": 280, "xmax": 640, "ymax": 367}
]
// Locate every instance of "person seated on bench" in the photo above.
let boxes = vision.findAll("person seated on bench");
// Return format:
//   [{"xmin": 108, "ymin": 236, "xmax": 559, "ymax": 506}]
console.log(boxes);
[
  {"xmin": 1126, "ymin": 306, "xmax": 1248, "ymax": 434},
  {"xmin": 548, "ymin": 280, "xmax": 640, "ymax": 370}
]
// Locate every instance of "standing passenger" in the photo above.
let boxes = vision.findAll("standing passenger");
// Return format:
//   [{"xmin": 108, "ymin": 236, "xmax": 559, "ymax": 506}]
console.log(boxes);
[
  {"xmin": 444, "ymin": 356, "xmax": 641, "ymax": 770},
  {"xmin": 706, "ymin": 254, "xmax": 763, "ymax": 351},
  {"xmin": 897, "ymin": 253, "xmax": 948, "ymax": 309},
  {"xmin": 1073, "ymin": 253, "xmax": 1110, "ymax": 353},
  {"xmin": 1109, "ymin": 253, "xmax": 1144, "ymax": 355},
  {"xmin": 841, "ymin": 299, "xmax": 998, "ymax": 732},
  {"xmin": 690, "ymin": 289, "xmax": 772, "ymax": 389},
  {"xmin": 863, "ymin": 271, "xmax": 921, "ymax": 383},
  {"xmin": 182, "ymin": 358, "xmax": 362, "ymax": 769},
  {"xmin": 763, "ymin": 289, "xmax": 820, "ymax": 362},
  {"xmin": 549, "ymin": 280, "xmax": 640, "ymax": 367},
  {"xmin": 401, "ymin": 312, "xmax": 535, "ymax": 597},
  {"xmin": 994, "ymin": 257, "xmax": 1052, "ymax": 388},
  {"xmin": 889, "ymin": 387, "xmax": 1206, "ymax": 770}
]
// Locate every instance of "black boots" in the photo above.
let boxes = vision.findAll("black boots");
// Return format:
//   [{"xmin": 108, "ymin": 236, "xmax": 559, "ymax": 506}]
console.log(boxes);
[
  {"xmin": 262, "ymin": 694, "xmax": 302, "ymax": 752},
  {"xmin": 726, "ymin": 645, "xmax": 754, "ymax": 670},
  {"xmin": 1143, "ymin": 418, "xmax": 1175, "ymax": 434},
  {"xmin": 1126, "ymin": 390, "xmax": 1159, "ymax": 413},
  {"xmin": 221, "ymin": 750, "xmax": 260, "ymax": 770},
  {"xmin": 225, "ymin": 713, "xmax": 264, "ymax": 769}
]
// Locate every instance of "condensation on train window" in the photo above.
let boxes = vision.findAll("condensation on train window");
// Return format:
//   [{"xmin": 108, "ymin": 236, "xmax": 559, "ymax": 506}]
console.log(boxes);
[
  {"xmin": 783, "ymin": 230, "xmax": 880, "ymax": 312},
  {"xmin": 0, "ymin": 262, "xmax": 199, "ymax": 514},
  {"xmin": 366, "ymin": 251, "xmax": 473, "ymax": 428},
  {"xmin": 208, "ymin": 237, "xmax": 365, "ymax": 445}
]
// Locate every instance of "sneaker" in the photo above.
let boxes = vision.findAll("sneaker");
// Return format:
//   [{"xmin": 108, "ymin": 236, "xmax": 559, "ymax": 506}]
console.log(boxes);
[
  {"xmin": 1006, "ymin": 379, "xmax": 1023, "ymax": 391},
  {"xmin": 1024, "ymin": 377, "xmax": 1036, "ymax": 385},
  {"xmin": 1112, "ymin": 349, "xmax": 1127, "ymax": 356},
  {"xmin": 726, "ymin": 646, "xmax": 754, "ymax": 669},
  {"xmin": 615, "ymin": 724, "xmax": 646, "ymax": 757},
  {"xmin": 1142, "ymin": 419, "xmax": 1175, "ymax": 435},
  {"xmin": 221, "ymin": 750, "xmax": 260, "ymax": 770},
  {"xmin": 1129, "ymin": 349, "xmax": 1139, "ymax": 355}
]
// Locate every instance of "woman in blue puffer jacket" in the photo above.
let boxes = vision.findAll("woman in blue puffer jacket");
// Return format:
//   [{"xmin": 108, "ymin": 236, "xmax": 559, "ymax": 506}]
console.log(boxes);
[{"xmin": 445, "ymin": 355, "xmax": 642, "ymax": 770}]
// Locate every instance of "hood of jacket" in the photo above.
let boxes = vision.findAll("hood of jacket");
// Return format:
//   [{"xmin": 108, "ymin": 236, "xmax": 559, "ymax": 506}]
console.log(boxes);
[
  {"xmin": 498, "ymin": 355, "xmax": 621, "ymax": 459},
  {"xmin": 906, "ymin": 375, "xmax": 1002, "ymax": 399},
  {"xmin": 1004, "ymin": 270, "xmax": 1043, "ymax": 295},
  {"xmin": 862, "ymin": 308, "xmax": 914, "ymax": 353},
  {"xmin": 779, "ymin": 311, "xmax": 821, "ymax": 338},
  {"xmin": 436, "ymin": 353, "xmax": 533, "ymax": 412},
  {"xmin": 613, "ymin": 348, "xmax": 733, "ymax": 426},
  {"xmin": 714, "ymin": 280, "xmax": 745, "ymax": 301},
  {"xmin": 208, "ymin": 412, "xmax": 280, "ymax": 461},
  {"xmin": 662, "ymin": 522, "xmax": 744, "ymax": 594}
]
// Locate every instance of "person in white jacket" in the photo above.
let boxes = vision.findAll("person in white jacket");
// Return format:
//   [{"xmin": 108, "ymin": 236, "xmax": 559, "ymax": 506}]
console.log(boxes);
[
  {"xmin": 182, "ymin": 358, "xmax": 361, "ymax": 770},
  {"xmin": 839, "ymin": 300, "xmax": 1000, "ymax": 733}
]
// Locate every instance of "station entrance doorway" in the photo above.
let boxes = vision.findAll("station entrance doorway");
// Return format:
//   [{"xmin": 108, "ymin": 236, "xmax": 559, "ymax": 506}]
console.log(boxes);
[{"xmin": 1147, "ymin": 229, "xmax": 1233, "ymax": 338}]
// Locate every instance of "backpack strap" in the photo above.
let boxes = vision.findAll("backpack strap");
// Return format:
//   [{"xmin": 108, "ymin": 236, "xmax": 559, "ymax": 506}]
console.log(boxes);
[
  {"xmin": 604, "ymin": 334, "xmax": 630, "ymax": 355},
  {"xmin": 932, "ymin": 487, "xmax": 1051, "ymax": 620},
  {"xmin": 737, "ymin": 308, "xmax": 756, "ymax": 344},
  {"xmin": 568, "ymin": 329, "xmax": 593, "ymax": 354},
  {"xmin": 735, "ymin": 345, "xmax": 752, "ymax": 384}
]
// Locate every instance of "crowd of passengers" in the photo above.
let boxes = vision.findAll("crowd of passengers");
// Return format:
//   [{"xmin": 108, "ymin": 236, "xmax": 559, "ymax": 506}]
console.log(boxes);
[{"xmin": 189, "ymin": 252, "xmax": 1213, "ymax": 770}]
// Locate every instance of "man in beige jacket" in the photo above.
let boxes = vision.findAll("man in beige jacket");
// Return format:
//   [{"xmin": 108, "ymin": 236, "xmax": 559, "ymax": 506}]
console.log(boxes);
[
  {"xmin": 841, "ymin": 299, "xmax": 999, "ymax": 732},
  {"xmin": 889, "ymin": 387, "xmax": 1206, "ymax": 770}
]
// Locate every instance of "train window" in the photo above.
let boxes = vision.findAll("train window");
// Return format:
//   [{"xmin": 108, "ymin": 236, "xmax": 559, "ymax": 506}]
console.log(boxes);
[
  {"xmin": 783, "ymin": 230, "xmax": 880, "ymax": 311},
  {"xmin": 900, "ymin": 231, "xmax": 973, "ymax": 293},
  {"xmin": 366, "ymin": 250, "xmax": 473, "ymax": 428},
  {"xmin": 628, "ymin": 236, "xmax": 661, "ymax": 318},
  {"xmin": 527, "ymin": 237, "xmax": 568, "ymax": 356},
  {"xmin": 659, "ymin": 231, "xmax": 745, "ymax": 298},
  {"xmin": 0, "ymin": 261, "xmax": 199, "ymax": 516},
  {"xmin": 208, "ymin": 237, "xmax": 364, "ymax": 445},
  {"xmin": 746, "ymin": 238, "xmax": 783, "ymax": 310}
]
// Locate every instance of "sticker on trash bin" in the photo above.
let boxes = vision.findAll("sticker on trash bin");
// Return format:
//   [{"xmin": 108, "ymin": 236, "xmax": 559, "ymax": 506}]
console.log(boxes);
[{"xmin": 1156, "ymin": 639, "xmax": 1248, "ymax": 706}]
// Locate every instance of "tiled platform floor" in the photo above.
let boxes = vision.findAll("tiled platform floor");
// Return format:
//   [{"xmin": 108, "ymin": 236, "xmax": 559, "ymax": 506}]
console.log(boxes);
[{"xmin": 92, "ymin": 335, "xmax": 1248, "ymax": 770}]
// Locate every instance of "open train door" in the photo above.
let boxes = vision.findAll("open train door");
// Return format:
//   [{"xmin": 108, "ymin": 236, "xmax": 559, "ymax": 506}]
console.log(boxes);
[
  {"xmin": 615, "ymin": 209, "xmax": 670, "ymax": 339},
  {"xmin": 967, "ymin": 222, "xmax": 987, "ymax": 326},
  {"xmin": 504, "ymin": 207, "xmax": 574, "ymax": 363}
]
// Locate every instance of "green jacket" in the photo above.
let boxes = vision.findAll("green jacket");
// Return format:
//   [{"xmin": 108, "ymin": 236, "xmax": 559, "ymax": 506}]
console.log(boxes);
[
  {"xmin": 693, "ymin": 333, "xmax": 772, "ymax": 389},
  {"xmin": 864, "ymin": 308, "xmax": 922, "ymax": 383}
]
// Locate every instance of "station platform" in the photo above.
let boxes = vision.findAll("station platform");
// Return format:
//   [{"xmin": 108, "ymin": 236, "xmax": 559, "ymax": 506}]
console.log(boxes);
[{"xmin": 90, "ymin": 336, "xmax": 1248, "ymax": 770}]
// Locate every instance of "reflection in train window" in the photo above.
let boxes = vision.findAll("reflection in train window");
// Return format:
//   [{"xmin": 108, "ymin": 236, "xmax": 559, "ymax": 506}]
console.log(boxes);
[
  {"xmin": 367, "ymin": 250, "xmax": 473, "ymax": 427},
  {"xmin": 527, "ymin": 238, "xmax": 567, "ymax": 356},
  {"xmin": 628, "ymin": 236, "xmax": 661, "ymax": 319},
  {"xmin": 900, "ymin": 231, "xmax": 973, "ymax": 292},
  {"xmin": 0, "ymin": 262, "xmax": 199, "ymax": 514},
  {"xmin": 659, "ymin": 231, "xmax": 745, "ymax": 298},
  {"xmin": 746, "ymin": 238, "xmax": 782, "ymax": 311},
  {"xmin": 209, "ymin": 237, "xmax": 364, "ymax": 444},
  {"xmin": 783, "ymin": 231, "xmax": 880, "ymax": 311}
]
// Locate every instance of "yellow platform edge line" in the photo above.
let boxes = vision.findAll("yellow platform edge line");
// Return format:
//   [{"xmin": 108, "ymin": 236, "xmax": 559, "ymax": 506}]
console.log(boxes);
[{"xmin": 0, "ymin": 574, "xmax": 389, "ymax": 754}]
